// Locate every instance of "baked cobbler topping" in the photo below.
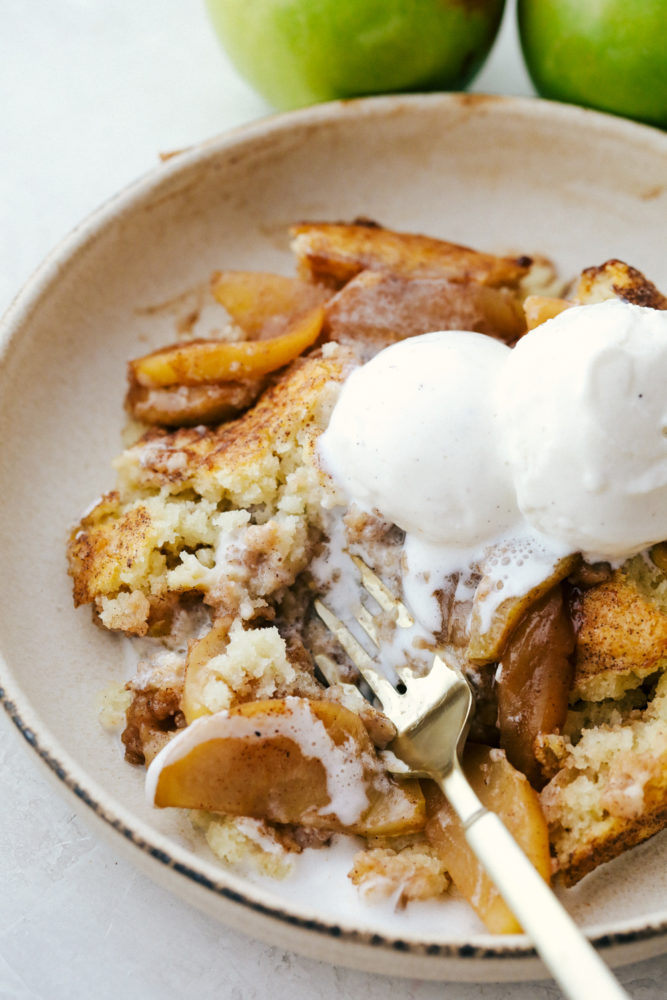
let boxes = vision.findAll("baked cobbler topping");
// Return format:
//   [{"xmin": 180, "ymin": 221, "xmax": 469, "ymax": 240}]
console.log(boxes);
[{"xmin": 67, "ymin": 221, "xmax": 667, "ymax": 930}]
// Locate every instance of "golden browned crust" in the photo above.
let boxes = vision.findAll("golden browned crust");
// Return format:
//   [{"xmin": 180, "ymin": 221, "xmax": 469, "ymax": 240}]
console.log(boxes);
[
  {"xmin": 67, "ymin": 347, "xmax": 357, "ymax": 624},
  {"xmin": 576, "ymin": 259, "xmax": 667, "ymax": 310},
  {"xmin": 557, "ymin": 798, "xmax": 667, "ymax": 887},
  {"xmin": 289, "ymin": 220, "xmax": 531, "ymax": 290},
  {"xmin": 572, "ymin": 569, "xmax": 667, "ymax": 701},
  {"xmin": 541, "ymin": 672, "xmax": 667, "ymax": 886},
  {"xmin": 542, "ymin": 728, "xmax": 667, "ymax": 887},
  {"xmin": 117, "ymin": 345, "xmax": 358, "ymax": 495},
  {"xmin": 68, "ymin": 494, "xmax": 151, "ymax": 608}
]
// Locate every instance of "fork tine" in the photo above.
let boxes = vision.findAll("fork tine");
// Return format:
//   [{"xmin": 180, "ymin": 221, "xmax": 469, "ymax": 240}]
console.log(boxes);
[
  {"xmin": 351, "ymin": 554, "xmax": 414, "ymax": 628},
  {"xmin": 355, "ymin": 603, "xmax": 380, "ymax": 646},
  {"xmin": 352, "ymin": 557, "xmax": 427, "ymax": 686},
  {"xmin": 312, "ymin": 652, "xmax": 344, "ymax": 687},
  {"xmin": 354, "ymin": 602, "xmax": 420, "ymax": 689},
  {"xmin": 313, "ymin": 598, "xmax": 402, "ymax": 714}
]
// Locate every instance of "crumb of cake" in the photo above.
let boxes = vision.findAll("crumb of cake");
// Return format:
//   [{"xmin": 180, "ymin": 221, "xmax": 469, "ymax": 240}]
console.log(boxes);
[
  {"xmin": 348, "ymin": 843, "xmax": 450, "ymax": 906},
  {"xmin": 132, "ymin": 648, "xmax": 187, "ymax": 693},
  {"xmin": 534, "ymin": 732, "xmax": 570, "ymax": 783},
  {"xmin": 627, "ymin": 552, "xmax": 667, "ymax": 613},
  {"xmin": 98, "ymin": 591, "xmax": 151, "ymax": 635},
  {"xmin": 182, "ymin": 617, "xmax": 323, "ymax": 724},
  {"xmin": 193, "ymin": 812, "xmax": 295, "ymax": 880},
  {"xmin": 519, "ymin": 253, "xmax": 566, "ymax": 300},
  {"xmin": 96, "ymin": 683, "xmax": 133, "ymax": 731},
  {"xmin": 198, "ymin": 621, "xmax": 296, "ymax": 713}
]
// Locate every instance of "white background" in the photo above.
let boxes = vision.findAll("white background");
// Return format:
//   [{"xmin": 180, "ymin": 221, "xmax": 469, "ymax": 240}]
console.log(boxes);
[{"xmin": 1, "ymin": 2, "xmax": 665, "ymax": 997}]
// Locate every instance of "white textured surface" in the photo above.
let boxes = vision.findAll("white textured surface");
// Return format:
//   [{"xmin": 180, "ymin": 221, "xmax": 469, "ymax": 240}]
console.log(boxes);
[{"xmin": 1, "ymin": 2, "xmax": 665, "ymax": 997}]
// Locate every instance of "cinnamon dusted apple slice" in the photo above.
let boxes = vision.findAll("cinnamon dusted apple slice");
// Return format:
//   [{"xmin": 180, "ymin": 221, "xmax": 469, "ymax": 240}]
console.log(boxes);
[
  {"xmin": 424, "ymin": 745, "xmax": 551, "ymax": 934},
  {"xmin": 210, "ymin": 270, "xmax": 330, "ymax": 339},
  {"xmin": 125, "ymin": 378, "xmax": 266, "ymax": 427},
  {"xmin": 324, "ymin": 270, "xmax": 526, "ymax": 348},
  {"xmin": 147, "ymin": 697, "xmax": 426, "ymax": 837},
  {"xmin": 129, "ymin": 304, "xmax": 325, "ymax": 388},
  {"xmin": 467, "ymin": 552, "xmax": 578, "ymax": 664}
]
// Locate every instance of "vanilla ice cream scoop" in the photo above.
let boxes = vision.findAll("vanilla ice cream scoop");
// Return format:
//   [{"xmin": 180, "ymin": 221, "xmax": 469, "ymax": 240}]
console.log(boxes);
[
  {"xmin": 319, "ymin": 330, "xmax": 520, "ymax": 548},
  {"xmin": 496, "ymin": 299, "xmax": 667, "ymax": 559}
]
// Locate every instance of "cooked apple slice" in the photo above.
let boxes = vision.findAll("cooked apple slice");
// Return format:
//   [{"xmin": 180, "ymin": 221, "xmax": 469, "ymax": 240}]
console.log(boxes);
[
  {"xmin": 211, "ymin": 270, "xmax": 330, "ymax": 339},
  {"xmin": 650, "ymin": 541, "xmax": 667, "ymax": 574},
  {"xmin": 324, "ymin": 270, "xmax": 526, "ymax": 347},
  {"xmin": 467, "ymin": 553, "xmax": 578, "ymax": 664},
  {"xmin": 424, "ymin": 745, "xmax": 551, "ymax": 934},
  {"xmin": 148, "ymin": 697, "xmax": 426, "ymax": 837},
  {"xmin": 289, "ymin": 221, "xmax": 531, "ymax": 289},
  {"xmin": 523, "ymin": 294, "xmax": 573, "ymax": 330},
  {"xmin": 497, "ymin": 586, "xmax": 575, "ymax": 787},
  {"xmin": 181, "ymin": 619, "xmax": 231, "ymax": 724},
  {"xmin": 129, "ymin": 304, "xmax": 325, "ymax": 388},
  {"xmin": 125, "ymin": 377, "xmax": 267, "ymax": 426}
]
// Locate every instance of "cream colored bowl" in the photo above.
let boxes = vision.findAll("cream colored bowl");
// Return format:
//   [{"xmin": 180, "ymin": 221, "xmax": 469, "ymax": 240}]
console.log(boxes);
[{"xmin": 1, "ymin": 94, "xmax": 666, "ymax": 982}]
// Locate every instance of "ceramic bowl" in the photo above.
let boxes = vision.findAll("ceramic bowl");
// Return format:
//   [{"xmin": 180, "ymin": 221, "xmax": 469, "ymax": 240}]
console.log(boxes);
[{"xmin": 1, "ymin": 93, "xmax": 666, "ymax": 981}]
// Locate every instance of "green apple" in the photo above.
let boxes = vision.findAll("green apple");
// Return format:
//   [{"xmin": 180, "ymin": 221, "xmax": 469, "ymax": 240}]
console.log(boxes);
[
  {"xmin": 518, "ymin": 0, "xmax": 667, "ymax": 129},
  {"xmin": 206, "ymin": 0, "xmax": 506, "ymax": 111}
]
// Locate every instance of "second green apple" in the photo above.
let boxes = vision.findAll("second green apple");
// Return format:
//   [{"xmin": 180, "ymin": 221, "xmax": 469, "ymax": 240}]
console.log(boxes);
[
  {"xmin": 518, "ymin": 0, "xmax": 667, "ymax": 129},
  {"xmin": 206, "ymin": 0, "xmax": 506, "ymax": 111}
]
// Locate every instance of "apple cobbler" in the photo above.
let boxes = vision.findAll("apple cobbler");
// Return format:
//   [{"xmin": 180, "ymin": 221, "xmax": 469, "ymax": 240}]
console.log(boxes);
[{"xmin": 68, "ymin": 220, "xmax": 667, "ymax": 932}]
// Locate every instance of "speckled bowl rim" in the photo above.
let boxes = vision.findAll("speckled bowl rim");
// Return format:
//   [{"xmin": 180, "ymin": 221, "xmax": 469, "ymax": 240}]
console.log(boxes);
[{"xmin": 1, "ymin": 92, "xmax": 667, "ymax": 977}]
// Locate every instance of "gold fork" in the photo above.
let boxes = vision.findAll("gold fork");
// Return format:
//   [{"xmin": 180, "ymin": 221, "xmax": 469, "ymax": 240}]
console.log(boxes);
[{"xmin": 314, "ymin": 555, "xmax": 629, "ymax": 1000}]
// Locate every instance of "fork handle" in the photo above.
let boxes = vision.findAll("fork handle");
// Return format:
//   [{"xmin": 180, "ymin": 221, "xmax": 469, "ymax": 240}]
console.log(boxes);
[{"xmin": 440, "ymin": 767, "xmax": 630, "ymax": 1000}]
